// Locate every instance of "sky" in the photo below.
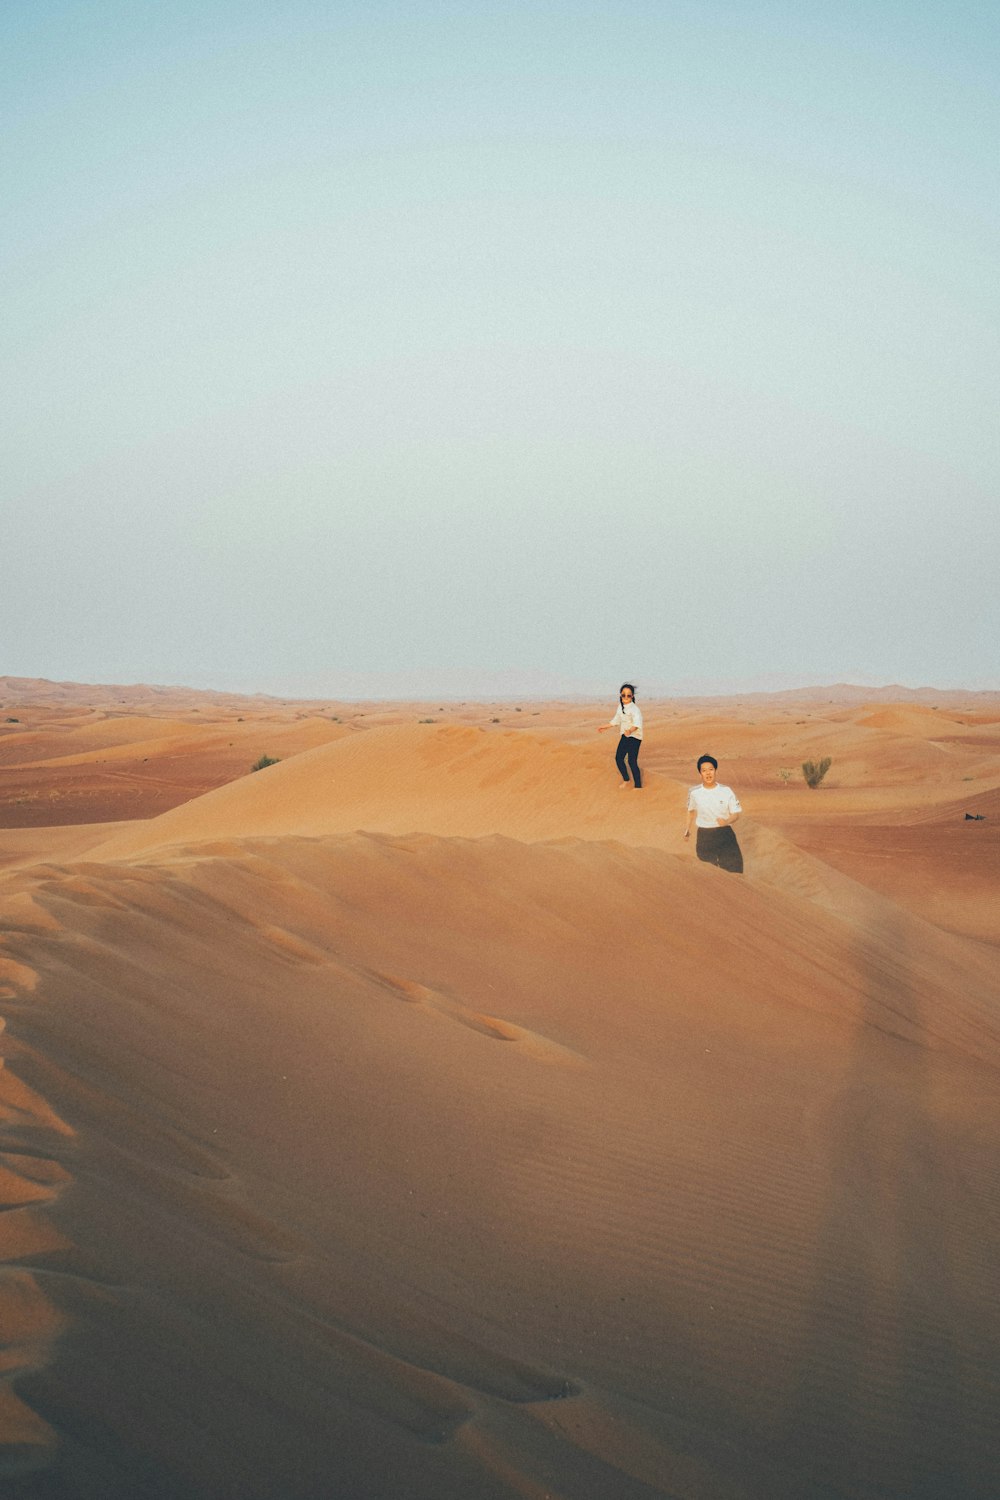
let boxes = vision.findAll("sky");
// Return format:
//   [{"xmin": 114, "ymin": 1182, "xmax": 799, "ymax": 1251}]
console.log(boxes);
[{"xmin": 4, "ymin": 0, "xmax": 999, "ymax": 698}]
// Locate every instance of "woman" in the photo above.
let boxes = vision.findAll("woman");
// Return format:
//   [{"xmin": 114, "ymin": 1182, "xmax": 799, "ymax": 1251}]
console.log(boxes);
[
  {"xmin": 597, "ymin": 683, "xmax": 643, "ymax": 788},
  {"xmin": 684, "ymin": 755, "xmax": 743, "ymax": 872}
]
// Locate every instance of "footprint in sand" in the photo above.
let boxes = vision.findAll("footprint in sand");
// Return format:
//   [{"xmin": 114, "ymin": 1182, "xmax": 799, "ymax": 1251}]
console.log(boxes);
[
  {"xmin": 369, "ymin": 972, "xmax": 585, "ymax": 1066},
  {"xmin": 0, "ymin": 956, "xmax": 39, "ymax": 1000},
  {"xmin": 259, "ymin": 925, "xmax": 330, "ymax": 966}
]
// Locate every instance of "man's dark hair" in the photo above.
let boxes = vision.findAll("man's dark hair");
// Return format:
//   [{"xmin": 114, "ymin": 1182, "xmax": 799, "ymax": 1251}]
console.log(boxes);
[{"xmin": 697, "ymin": 754, "xmax": 718, "ymax": 771}]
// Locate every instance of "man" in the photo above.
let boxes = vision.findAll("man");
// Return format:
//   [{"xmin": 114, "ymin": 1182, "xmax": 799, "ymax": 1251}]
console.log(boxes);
[{"xmin": 684, "ymin": 755, "xmax": 743, "ymax": 874}]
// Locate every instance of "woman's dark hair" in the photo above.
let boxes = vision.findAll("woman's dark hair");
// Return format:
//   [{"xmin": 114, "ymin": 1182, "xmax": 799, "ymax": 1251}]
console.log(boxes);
[
  {"xmin": 619, "ymin": 682, "xmax": 637, "ymax": 704},
  {"xmin": 697, "ymin": 754, "xmax": 718, "ymax": 771}
]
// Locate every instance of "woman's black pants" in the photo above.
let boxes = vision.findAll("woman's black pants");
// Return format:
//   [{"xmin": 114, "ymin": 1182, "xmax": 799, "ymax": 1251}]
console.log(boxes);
[{"xmin": 615, "ymin": 735, "xmax": 642, "ymax": 788}]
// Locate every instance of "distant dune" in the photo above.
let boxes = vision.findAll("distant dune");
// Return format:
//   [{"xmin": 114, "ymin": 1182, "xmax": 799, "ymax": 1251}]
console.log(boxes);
[{"xmin": 1, "ymin": 684, "xmax": 999, "ymax": 1498}]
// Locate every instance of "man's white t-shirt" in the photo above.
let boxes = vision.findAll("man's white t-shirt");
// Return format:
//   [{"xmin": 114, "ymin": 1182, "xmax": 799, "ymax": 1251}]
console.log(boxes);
[
  {"xmin": 609, "ymin": 703, "xmax": 643, "ymax": 740},
  {"xmin": 687, "ymin": 783, "xmax": 742, "ymax": 828}
]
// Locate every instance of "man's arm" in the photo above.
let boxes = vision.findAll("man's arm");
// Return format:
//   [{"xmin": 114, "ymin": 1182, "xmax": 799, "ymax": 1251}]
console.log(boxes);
[{"xmin": 717, "ymin": 796, "xmax": 742, "ymax": 827}]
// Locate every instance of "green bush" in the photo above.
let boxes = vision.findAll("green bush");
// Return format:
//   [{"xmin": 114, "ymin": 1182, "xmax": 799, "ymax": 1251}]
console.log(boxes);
[
  {"xmin": 251, "ymin": 754, "xmax": 280, "ymax": 772},
  {"xmin": 802, "ymin": 757, "xmax": 832, "ymax": 788}
]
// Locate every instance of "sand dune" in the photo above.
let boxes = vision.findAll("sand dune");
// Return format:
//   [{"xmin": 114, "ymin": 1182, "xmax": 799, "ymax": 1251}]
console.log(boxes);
[
  {"xmin": 90, "ymin": 717, "xmax": 1000, "ymax": 945},
  {"xmin": 92, "ymin": 723, "xmax": 692, "ymax": 860},
  {"xmin": 0, "ymin": 718, "xmax": 198, "ymax": 767},
  {"xmin": 0, "ymin": 703, "xmax": 352, "ymax": 830},
  {"xmin": 2, "ymin": 684, "xmax": 999, "ymax": 1498}
]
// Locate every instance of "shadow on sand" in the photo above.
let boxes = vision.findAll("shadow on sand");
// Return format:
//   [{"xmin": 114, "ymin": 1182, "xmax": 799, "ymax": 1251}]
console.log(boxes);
[{"xmin": 780, "ymin": 907, "xmax": 999, "ymax": 1499}]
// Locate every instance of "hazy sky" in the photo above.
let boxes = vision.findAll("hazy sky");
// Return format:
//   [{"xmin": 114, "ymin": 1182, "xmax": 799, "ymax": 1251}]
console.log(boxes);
[{"xmin": 5, "ymin": 1, "xmax": 998, "ymax": 697}]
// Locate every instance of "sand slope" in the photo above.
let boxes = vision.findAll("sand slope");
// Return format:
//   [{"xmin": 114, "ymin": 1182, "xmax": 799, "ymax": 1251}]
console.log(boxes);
[
  {"xmin": 0, "ymin": 705, "xmax": 352, "ymax": 830},
  {"xmin": 1, "ymin": 691, "xmax": 999, "ymax": 1498},
  {"xmin": 92, "ymin": 724, "xmax": 690, "ymax": 859}
]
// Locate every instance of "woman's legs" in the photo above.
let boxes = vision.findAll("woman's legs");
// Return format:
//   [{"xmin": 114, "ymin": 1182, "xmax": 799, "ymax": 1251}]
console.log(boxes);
[
  {"xmin": 615, "ymin": 735, "xmax": 642, "ymax": 787},
  {"xmin": 626, "ymin": 737, "xmax": 642, "ymax": 788}
]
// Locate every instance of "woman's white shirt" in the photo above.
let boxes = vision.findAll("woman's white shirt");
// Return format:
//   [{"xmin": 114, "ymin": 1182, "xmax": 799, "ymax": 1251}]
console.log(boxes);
[
  {"xmin": 687, "ymin": 783, "xmax": 741, "ymax": 827},
  {"xmin": 609, "ymin": 702, "xmax": 643, "ymax": 739}
]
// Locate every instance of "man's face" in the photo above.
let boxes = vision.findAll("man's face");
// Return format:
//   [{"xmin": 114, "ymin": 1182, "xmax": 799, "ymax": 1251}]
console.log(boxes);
[{"xmin": 700, "ymin": 762, "xmax": 717, "ymax": 788}]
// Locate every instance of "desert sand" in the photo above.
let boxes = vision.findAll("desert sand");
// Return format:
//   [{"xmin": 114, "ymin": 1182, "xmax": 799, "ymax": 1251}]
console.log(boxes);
[{"xmin": 1, "ymin": 678, "xmax": 998, "ymax": 1499}]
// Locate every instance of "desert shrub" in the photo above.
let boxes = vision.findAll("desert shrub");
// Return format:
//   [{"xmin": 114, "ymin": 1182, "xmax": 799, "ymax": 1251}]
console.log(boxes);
[
  {"xmin": 802, "ymin": 757, "xmax": 832, "ymax": 788},
  {"xmin": 251, "ymin": 754, "xmax": 280, "ymax": 772}
]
